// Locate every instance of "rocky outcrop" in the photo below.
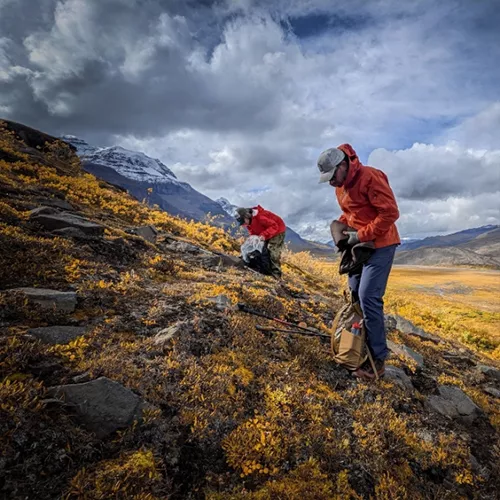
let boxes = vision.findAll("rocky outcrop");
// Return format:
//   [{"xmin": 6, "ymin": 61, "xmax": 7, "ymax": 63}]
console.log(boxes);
[
  {"xmin": 477, "ymin": 364, "xmax": 500, "ymax": 382},
  {"xmin": 11, "ymin": 288, "xmax": 77, "ymax": 313},
  {"xmin": 385, "ymin": 314, "xmax": 442, "ymax": 344},
  {"xmin": 47, "ymin": 377, "xmax": 147, "ymax": 438},
  {"xmin": 126, "ymin": 225, "xmax": 158, "ymax": 243},
  {"xmin": 427, "ymin": 385, "xmax": 482, "ymax": 423},
  {"xmin": 29, "ymin": 208, "xmax": 104, "ymax": 236},
  {"xmin": 387, "ymin": 340, "xmax": 424, "ymax": 368},
  {"xmin": 28, "ymin": 326, "xmax": 86, "ymax": 345}
]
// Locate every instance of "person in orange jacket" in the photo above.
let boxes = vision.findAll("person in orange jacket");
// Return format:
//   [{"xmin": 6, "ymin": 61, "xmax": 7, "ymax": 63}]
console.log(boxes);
[
  {"xmin": 317, "ymin": 144, "xmax": 400, "ymax": 380},
  {"xmin": 236, "ymin": 205, "xmax": 286, "ymax": 278}
]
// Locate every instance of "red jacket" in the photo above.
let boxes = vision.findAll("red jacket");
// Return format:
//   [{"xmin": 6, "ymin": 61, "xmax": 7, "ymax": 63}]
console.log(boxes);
[
  {"xmin": 244, "ymin": 205, "xmax": 286, "ymax": 241},
  {"xmin": 336, "ymin": 144, "xmax": 400, "ymax": 248}
]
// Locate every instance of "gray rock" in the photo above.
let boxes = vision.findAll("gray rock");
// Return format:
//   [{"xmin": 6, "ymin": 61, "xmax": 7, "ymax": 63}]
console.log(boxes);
[
  {"xmin": 216, "ymin": 253, "xmax": 247, "ymax": 269},
  {"xmin": 47, "ymin": 377, "xmax": 146, "ymax": 438},
  {"xmin": 477, "ymin": 364, "xmax": 500, "ymax": 382},
  {"xmin": 12, "ymin": 288, "xmax": 77, "ymax": 313},
  {"xmin": 29, "ymin": 206, "xmax": 59, "ymax": 217},
  {"xmin": 384, "ymin": 365, "xmax": 414, "ymax": 391},
  {"xmin": 154, "ymin": 323, "xmax": 182, "ymax": 347},
  {"xmin": 483, "ymin": 387, "xmax": 500, "ymax": 398},
  {"xmin": 387, "ymin": 340, "xmax": 424, "ymax": 368},
  {"xmin": 36, "ymin": 199, "xmax": 75, "ymax": 211},
  {"xmin": 126, "ymin": 225, "xmax": 158, "ymax": 243},
  {"xmin": 384, "ymin": 314, "xmax": 398, "ymax": 331},
  {"xmin": 385, "ymin": 314, "xmax": 442, "ymax": 344},
  {"xmin": 427, "ymin": 385, "xmax": 482, "ymax": 423},
  {"xmin": 206, "ymin": 294, "xmax": 232, "ymax": 310},
  {"xmin": 30, "ymin": 212, "xmax": 104, "ymax": 236},
  {"xmin": 52, "ymin": 227, "xmax": 88, "ymax": 239},
  {"xmin": 28, "ymin": 326, "xmax": 86, "ymax": 345},
  {"xmin": 168, "ymin": 241, "xmax": 204, "ymax": 254},
  {"xmin": 72, "ymin": 372, "xmax": 92, "ymax": 383}
]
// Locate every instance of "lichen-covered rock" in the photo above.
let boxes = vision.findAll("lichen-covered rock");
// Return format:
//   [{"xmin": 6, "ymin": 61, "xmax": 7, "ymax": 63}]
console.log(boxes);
[{"xmin": 47, "ymin": 377, "xmax": 147, "ymax": 438}]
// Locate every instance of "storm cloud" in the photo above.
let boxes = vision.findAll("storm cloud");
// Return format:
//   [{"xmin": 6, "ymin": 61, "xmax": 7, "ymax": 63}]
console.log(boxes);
[{"xmin": 1, "ymin": 0, "xmax": 499, "ymax": 240}]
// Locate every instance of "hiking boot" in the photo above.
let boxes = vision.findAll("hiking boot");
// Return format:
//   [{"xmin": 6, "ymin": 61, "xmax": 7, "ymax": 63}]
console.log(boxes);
[{"xmin": 353, "ymin": 358, "xmax": 385, "ymax": 381}]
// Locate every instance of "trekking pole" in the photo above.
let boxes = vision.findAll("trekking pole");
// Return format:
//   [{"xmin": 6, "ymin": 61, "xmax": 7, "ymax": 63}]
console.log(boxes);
[
  {"xmin": 255, "ymin": 325, "xmax": 330, "ymax": 339},
  {"xmin": 237, "ymin": 303, "xmax": 327, "ymax": 336}
]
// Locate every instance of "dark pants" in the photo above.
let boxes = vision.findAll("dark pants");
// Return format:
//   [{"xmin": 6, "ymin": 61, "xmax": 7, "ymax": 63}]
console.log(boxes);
[{"xmin": 348, "ymin": 244, "xmax": 397, "ymax": 361}]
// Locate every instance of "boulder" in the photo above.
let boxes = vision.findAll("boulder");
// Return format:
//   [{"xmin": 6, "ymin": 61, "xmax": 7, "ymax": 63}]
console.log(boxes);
[
  {"xmin": 216, "ymin": 253, "xmax": 247, "ymax": 269},
  {"xmin": 387, "ymin": 340, "xmax": 424, "ymax": 368},
  {"xmin": 126, "ymin": 225, "xmax": 158, "ymax": 243},
  {"xmin": 12, "ymin": 288, "xmax": 77, "ymax": 313},
  {"xmin": 47, "ymin": 377, "xmax": 146, "ymax": 438},
  {"xmin": 385, "ymin": 314, "xmax": 442, "ymax": 344},
  {"xmin": 483, "ymin": 387, "xmax": 500, "ymax": 398},
  {"xmin": 30, "ymin": 211, "xmax": 104, "ymax": 236},
  {"xmin": 29, "ymin": 206, "xmax": 59, "ymax": 217},
  {"xmin": 427, "ymin": 385, "xmax": 482, "ymax": 423},
  {"xmin": 36, "ymin": 198, "xmax": 75, "ymax": 211},
  {"xmin": 52, "ymin": 227, "xmax": 88, "ymax": 239},
  {"xmin": 28, "ymin": 326, "xmax": 86, "ymax": 345},
  {"xmin": 477, "ymin": 364, "xmax": 500, "ymax": 382},
  {"xmin": 384, "ymin": 365, "xmax": 414, "ymax": 391}
]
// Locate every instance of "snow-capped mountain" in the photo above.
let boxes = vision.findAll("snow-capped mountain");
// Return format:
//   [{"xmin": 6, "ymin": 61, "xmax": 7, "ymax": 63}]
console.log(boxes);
[
  {"xmin": 216, "ymin": 197, "xmax": 238, "ymax": 217},
  {"xmin": 62, "ymin": 135, "xmax": 97, "ymax": 156},
  {"xmin": 61, "ymin": 136, "xmax": 180, "ymax": 185},
  {"xmin": 61, "ymin": 135, "xmax": 233, "ymax": 225}
]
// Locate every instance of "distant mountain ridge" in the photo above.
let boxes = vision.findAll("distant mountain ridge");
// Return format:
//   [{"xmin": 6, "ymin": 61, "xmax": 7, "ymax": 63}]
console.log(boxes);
[
  {"xmin": 61, "ymin": 135, "xmax": 234, "ymax": 226},
  {"xmin": 395, "ymin": 226, "xmax": 500, "ymax": 268}
]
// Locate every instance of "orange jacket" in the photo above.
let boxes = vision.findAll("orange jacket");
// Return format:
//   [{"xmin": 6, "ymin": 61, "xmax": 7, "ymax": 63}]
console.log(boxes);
[
  {"xmin": 335, "ymin": 144, "xmax": 400, "ymax": 248},
  {"xmin": 244, "ymin": 205, "xmax": 286, "ymax": 241}
]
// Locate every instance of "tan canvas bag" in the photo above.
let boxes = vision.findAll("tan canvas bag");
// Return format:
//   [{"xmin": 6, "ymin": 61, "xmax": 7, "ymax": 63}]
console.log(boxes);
[{"xmin": 331, "ymin": 299, "xmax": 378, "ymax": 376}]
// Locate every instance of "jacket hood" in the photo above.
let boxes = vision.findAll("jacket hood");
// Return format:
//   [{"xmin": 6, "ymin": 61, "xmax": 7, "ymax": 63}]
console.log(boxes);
[{"xmin": 338, "ymin": 143, "xmax": 362, "ymax": 187}]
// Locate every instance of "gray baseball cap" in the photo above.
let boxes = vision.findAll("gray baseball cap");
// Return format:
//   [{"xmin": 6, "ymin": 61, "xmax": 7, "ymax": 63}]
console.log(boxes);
[{"xmin": 317, "ymin": 148, "xmax": 345, "ymax": 183}]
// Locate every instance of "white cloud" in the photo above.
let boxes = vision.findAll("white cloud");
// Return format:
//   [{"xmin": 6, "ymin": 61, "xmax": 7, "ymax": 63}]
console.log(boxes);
[{"xmin": 2, "ymin": 0, "xmax": 500, "ymax": 241}]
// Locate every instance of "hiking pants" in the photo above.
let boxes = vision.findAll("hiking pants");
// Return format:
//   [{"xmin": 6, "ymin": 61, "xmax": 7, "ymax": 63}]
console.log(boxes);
[
  {"xmin": 266, "ymin": 232, "xmax": 285, "ymax": 278},
  {"xmin": 348, "ymin": 244, "xmax": 397, "ymax": 361}
]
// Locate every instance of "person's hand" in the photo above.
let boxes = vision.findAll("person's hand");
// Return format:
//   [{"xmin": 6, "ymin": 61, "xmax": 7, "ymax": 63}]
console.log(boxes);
[
  {"xmin": 343, "ymin": 230, "xmax": 359, "ymax": 246},
  {"xmin": 258, "ymin": 235, "xmax": 266, "ymax": 241}
]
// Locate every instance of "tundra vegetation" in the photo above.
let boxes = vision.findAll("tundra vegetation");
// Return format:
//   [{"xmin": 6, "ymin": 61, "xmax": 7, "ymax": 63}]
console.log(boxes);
[{"xmin": 0, "ymin": 121, "xmax": 499, "ymax": 499}]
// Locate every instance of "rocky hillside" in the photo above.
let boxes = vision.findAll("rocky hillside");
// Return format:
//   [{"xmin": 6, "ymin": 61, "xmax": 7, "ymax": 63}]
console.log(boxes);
[{"xmin": 1, "ymin": 120, "xmax": 499, "ymax": 499}]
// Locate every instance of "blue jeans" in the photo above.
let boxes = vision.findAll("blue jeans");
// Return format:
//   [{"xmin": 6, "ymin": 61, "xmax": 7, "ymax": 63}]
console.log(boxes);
[{"xmin": 348, "ymin": 244, "xmax": 397, "ymax": 361}]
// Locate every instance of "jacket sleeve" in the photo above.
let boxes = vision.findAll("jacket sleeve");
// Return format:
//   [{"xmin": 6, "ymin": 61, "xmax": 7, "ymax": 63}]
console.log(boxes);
[
  {"xmin": 338, "ymin": 213, "xmax": 348, "ymax": 225},
  {"xmin": 259, "ymin": 214, "xmax": 281, "ymax": 240},
  {"xmin": 357, "ymin": 170, "xmax": 399, "ymax": 242}
]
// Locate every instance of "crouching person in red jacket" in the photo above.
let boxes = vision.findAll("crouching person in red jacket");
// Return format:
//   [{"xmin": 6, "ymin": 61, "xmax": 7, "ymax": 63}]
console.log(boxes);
[{"xmin": 236, "ymin": 205, "xmax": 286, "ymax": 279}]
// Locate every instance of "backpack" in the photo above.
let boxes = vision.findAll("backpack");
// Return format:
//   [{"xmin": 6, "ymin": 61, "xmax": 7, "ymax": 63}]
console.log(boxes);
[
  {"xmin": 331, "ymin": 294, "xmax": 378, "ymax": 375},
  {"xmin": 246, "ymin": 247, "xmax": 272, "ymax": 275}
]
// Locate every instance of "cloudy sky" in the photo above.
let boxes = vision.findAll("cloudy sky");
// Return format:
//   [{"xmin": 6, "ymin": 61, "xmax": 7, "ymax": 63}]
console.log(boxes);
[{"xmin": 1, "ymin": 0, "xmax": 499, "ymax": 241}]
